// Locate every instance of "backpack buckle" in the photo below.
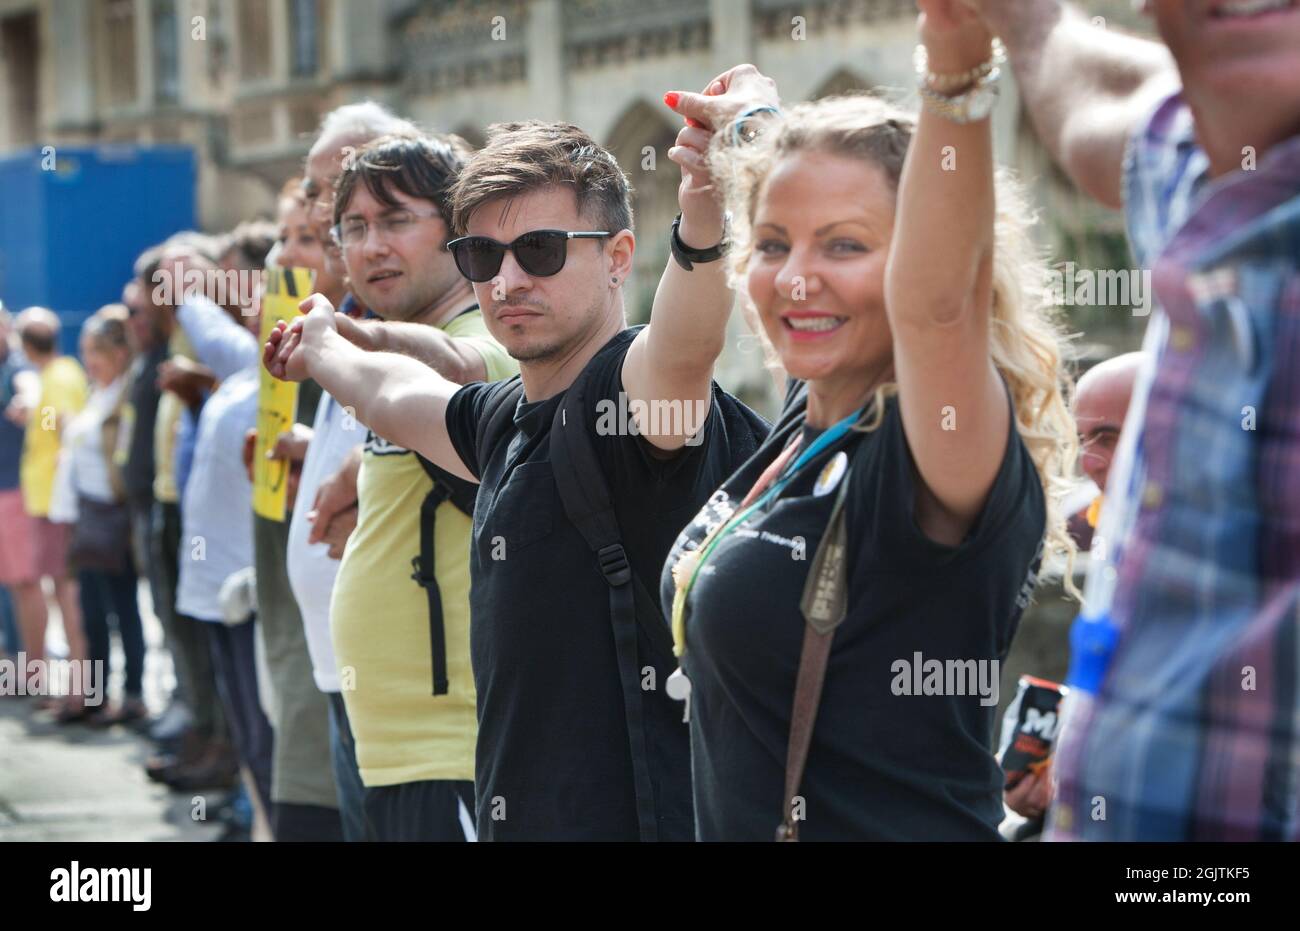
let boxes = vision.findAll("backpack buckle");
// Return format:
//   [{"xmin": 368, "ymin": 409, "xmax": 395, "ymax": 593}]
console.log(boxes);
[
  {"xmin": 596, "ymin": 543, "xmax": 632, "ymax": 586},
  {"xmin": 410, "ymin": 555, "xmax": 435, "ymax": 588}
]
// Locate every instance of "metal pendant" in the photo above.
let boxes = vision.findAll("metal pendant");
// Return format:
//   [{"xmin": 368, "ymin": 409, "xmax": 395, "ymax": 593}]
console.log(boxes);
[{"xmin": 666, "ymin": 666, "xmax": 692, "ymax": 723}]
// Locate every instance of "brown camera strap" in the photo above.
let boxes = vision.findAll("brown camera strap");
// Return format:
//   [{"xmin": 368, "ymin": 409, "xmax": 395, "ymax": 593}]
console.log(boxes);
[
  {"xmin": 777, "ymin": 472, "xmax": 852, "ymax": 842},
  {"xmin": 778, "ymin": 624, "xmax": 837, "ymax": 841}
]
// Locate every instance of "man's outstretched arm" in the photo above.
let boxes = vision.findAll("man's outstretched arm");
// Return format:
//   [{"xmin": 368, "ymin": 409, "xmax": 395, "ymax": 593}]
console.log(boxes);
[
  {"xmin": 265, "ymin": 295, "xmax": 476, "ymax": 483},
  {"xmin": 974, "ymin": 0, "xmax": 1178, "ymax": 208},
  {"xmin": 332, "ymin": 314, "xmax": 490, "ymax": 385}
]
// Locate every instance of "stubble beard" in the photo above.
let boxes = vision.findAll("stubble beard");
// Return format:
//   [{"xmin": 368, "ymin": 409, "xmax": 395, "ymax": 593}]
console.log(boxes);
[{"xmin": 503, "ymin": 292, "xmax": 607, "ymax": 364}]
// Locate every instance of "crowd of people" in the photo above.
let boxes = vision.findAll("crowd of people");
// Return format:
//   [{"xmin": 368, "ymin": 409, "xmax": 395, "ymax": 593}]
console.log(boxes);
[{"xmin": 1, "ymin": 0, "xmax": 1296, "ymax": 842}]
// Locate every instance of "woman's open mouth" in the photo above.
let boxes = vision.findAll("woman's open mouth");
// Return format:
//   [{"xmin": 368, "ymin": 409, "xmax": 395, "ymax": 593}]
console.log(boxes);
[{"xmin": 782, "ymin": 312, "xmax": 848, "ymax": 338}]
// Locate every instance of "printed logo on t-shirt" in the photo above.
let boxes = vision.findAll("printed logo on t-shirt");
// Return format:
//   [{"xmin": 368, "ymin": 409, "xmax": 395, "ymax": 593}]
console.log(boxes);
[
  {"xmin": 677, "ymin": 489, "xmax": 733, "ymax": 545},
  {"xmin": 1013, "ymin": 539, "xmax": 1044, "ymax": 616},
  {"xmin": 672, "ymin": 484, "xmax": 807, "ymax": 565},
  {"xmin": 364, "ymin": 430, "xmax": 412, "ymax": 458}
]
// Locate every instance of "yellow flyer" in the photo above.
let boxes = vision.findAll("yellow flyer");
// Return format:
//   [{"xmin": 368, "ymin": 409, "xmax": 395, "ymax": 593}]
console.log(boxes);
[{"xmin": 252, "ymin": 266, "xmax": 313, "ymax": 521}]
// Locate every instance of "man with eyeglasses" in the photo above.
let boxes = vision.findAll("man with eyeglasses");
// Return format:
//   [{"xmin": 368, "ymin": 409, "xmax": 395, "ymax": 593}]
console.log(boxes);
[
  {"xmin": 266, "ymin": 68, "xmax": 780, "ymax": 840},
  {"xmin": 228, "ymin": 102, "xmax": 423, "ymax": 842},
  {"xmin": 293, "ymin": 132, "xmax": 516, "ymax": 842}
]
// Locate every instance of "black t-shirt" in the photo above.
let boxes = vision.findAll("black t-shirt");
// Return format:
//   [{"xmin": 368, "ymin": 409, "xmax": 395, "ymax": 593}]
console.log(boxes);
[
  {"xmin": 445, "ymin": 327, "xmax": 769, "ymax": 840},
  {"xmin": 659, "ymin": 383, "xmax": 1045, "ymax": 841}
]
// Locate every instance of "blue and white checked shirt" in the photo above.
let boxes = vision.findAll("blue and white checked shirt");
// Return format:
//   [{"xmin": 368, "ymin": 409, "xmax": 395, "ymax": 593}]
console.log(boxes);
[{"xmin": 1050, "ymin": 92, "xmax": 1300, "ymax": 841}]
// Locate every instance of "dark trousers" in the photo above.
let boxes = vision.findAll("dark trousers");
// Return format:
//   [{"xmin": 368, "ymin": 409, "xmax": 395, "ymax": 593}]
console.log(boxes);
[
  {"xmin": 78, "ymin": 564, "xmax": 145, "ymax": 699},
  {"xmin": 155, "ymin": 500, "xmax": 224, "ymax": 740},
  {"xmin": 131, "ymin": 498, "xmax": 183, "ymax": 704},
  {"xmin": 205, "ymin": 620, "xmax": 273, "ymax": 816},
  {"xmin": 272, "ymin": 802, "xmax": 344, "ymax": 842},
  {"xmin": 327, "ymin": 692, "xmax": 370, "ymax": 842},
  {"xmin": 364, "ymin": 779, "xmax": 477, "ymax": 842}
]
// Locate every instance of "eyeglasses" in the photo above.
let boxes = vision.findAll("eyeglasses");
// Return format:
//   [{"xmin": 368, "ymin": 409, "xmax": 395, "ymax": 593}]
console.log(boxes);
[
  {"xmin": 445, "ymin": 229, "xmax": 611, "ymax": 282},
  {"xmin": 330, "ymin": 209, "xmax": 442, "ymax": 248}
]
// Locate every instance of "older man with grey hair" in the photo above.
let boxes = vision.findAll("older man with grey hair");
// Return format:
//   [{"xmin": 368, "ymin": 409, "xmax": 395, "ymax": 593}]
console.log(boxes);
[{"xmin": 302, "ymin": 101, "xmax": 419, "ymax": 285}]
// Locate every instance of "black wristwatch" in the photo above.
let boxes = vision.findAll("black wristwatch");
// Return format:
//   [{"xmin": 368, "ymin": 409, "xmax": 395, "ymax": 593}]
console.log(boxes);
[{"xmin": 670, "ymin": 213, "xmax": 726, "ymax": 271}]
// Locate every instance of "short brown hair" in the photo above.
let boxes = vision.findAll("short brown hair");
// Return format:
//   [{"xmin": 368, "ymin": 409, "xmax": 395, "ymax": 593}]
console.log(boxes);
[
  {"xmin": 450, "ymin": 121, "xmax": 633, "ymax": 237},
  {"xmin": 334, "ymin": 133, "xmax": 472, "ymax": 242},
  {"xmin": 222, "ymin": 220, "xmax": 279, "ymax": 271}
]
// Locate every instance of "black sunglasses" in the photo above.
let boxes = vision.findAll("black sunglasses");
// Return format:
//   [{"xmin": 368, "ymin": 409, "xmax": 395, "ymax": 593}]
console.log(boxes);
[{"xmin": 445, "ymin": 229, "xmax": 611, "ymax": 282}]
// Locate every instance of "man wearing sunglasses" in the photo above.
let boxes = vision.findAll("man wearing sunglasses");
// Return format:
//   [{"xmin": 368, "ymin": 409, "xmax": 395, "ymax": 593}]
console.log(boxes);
[{"xmin": 266, "ymin": 67, "xmax": 780, "ymax": 841}]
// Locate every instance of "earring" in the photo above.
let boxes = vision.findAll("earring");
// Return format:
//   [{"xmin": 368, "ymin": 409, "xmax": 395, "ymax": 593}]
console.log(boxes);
[{"xmin": 611, "ymin": 276, "xmax": 619, "ymax": 285}]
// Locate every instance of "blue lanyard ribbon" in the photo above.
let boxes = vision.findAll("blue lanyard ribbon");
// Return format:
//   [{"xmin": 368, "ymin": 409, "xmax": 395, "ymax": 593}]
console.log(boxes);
[{"xmin": 753, "ymin": 407, "xmax": 863, "ymax": 511}]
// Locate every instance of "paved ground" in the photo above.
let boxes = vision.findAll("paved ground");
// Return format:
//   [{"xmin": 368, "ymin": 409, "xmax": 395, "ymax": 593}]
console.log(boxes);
[{"xmin": 0, "ymin": 582, "xmax": 222, "ymax": 842}]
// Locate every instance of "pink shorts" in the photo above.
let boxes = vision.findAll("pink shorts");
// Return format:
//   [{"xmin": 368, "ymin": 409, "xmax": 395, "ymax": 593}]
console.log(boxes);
[
  {"xmin": 31, "ymin": 515, "xmax": 72, "ymax": 581},
  {"xmin": 0, "ymin": 489, "xmax": 38, "ymax": 585}
]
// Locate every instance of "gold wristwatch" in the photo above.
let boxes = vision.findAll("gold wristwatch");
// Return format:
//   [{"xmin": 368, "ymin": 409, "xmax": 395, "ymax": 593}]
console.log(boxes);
[{"xmin": 914, "ymin": 38, "xmax": 1007, "ymax": 125}]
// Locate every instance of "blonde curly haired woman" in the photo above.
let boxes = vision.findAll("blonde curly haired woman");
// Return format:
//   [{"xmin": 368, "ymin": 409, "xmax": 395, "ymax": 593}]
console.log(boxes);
[{"xmin": 660, "ymin": 1, "xmax": 1077, "ymax": 841}]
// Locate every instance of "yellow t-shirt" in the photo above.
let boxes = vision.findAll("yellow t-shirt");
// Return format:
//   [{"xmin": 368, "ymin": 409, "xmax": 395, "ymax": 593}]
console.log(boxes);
[
  {"xmin": 152, "ymin": 328, "xmax": 198, "ymax": 504},
  {"xmin": 152, "ymin": 392, "xmax": 183, "ymax": 504},
  {"xmin": 21, "ymin": 356, "xmax": 88, "ymax": 517},
  {"xmin": 330, "ymin": 309, "xmax": 516, "ymax": 786}
]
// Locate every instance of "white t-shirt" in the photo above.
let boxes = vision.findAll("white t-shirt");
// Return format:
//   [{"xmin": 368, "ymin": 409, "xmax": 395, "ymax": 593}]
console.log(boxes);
[
  {"xmin": 176, "ymin": 366, "xmax": 258, "ymax": 622},
  {"xmin": 175, "ymin": 297, "xmax": 261, "ymax": 622},
  {"xmin": 49, "ymin": 375, "xmax": 128, "ymax": 522},
  {"xmin": 287, "ymin": 393, "xmax": 364, "ymax": 692}
]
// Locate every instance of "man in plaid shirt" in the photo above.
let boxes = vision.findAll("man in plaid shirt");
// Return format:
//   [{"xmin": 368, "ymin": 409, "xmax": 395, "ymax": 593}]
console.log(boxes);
[{"xmin": 972, "ymin": 0, "xmax": 1300, "ymax": 839}]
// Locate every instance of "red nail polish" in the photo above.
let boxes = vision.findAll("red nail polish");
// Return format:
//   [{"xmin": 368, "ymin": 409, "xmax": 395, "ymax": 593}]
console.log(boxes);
[{"xmin": 663, "ymin": 91, "xmax": 680, "ymax": 109}]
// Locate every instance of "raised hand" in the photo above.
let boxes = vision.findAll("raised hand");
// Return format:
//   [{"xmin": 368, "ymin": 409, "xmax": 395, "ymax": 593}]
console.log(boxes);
[
  {"xmin": 918, "ymin": 0, "xmax": 995, "ymax": 71},
  {"xmin": 663, "ymin": 65, "xmax": 779, "ymax": 246},
  {"xmin": 663, "ymin": 64, "xmax": 779, "ymax": 135}
]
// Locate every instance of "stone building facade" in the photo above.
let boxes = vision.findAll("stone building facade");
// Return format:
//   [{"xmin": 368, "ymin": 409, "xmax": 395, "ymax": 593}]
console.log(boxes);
[{"xmin": 0, "ymin": 0, "xmax": 1150, "ymax": 405}]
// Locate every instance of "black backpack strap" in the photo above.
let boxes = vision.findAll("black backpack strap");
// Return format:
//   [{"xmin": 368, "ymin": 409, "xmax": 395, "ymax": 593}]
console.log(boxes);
[
  {"xmin": 408, "ymin": 375, "xmax": 522, "ymax": 698},
  {"xmin": 411, "ymin": 453, "xmax": 481, "ymax": 697},
  {"xmin": 411, "ymin": 480, "xmax": 453, "ymax": 696},
  {"xmin": 548, "ymin": 373, "xmax": 672, "ymax": 843},
  {"xmin": 416, "ymin": 453, "xmax": 478, "ymax": 519}
]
